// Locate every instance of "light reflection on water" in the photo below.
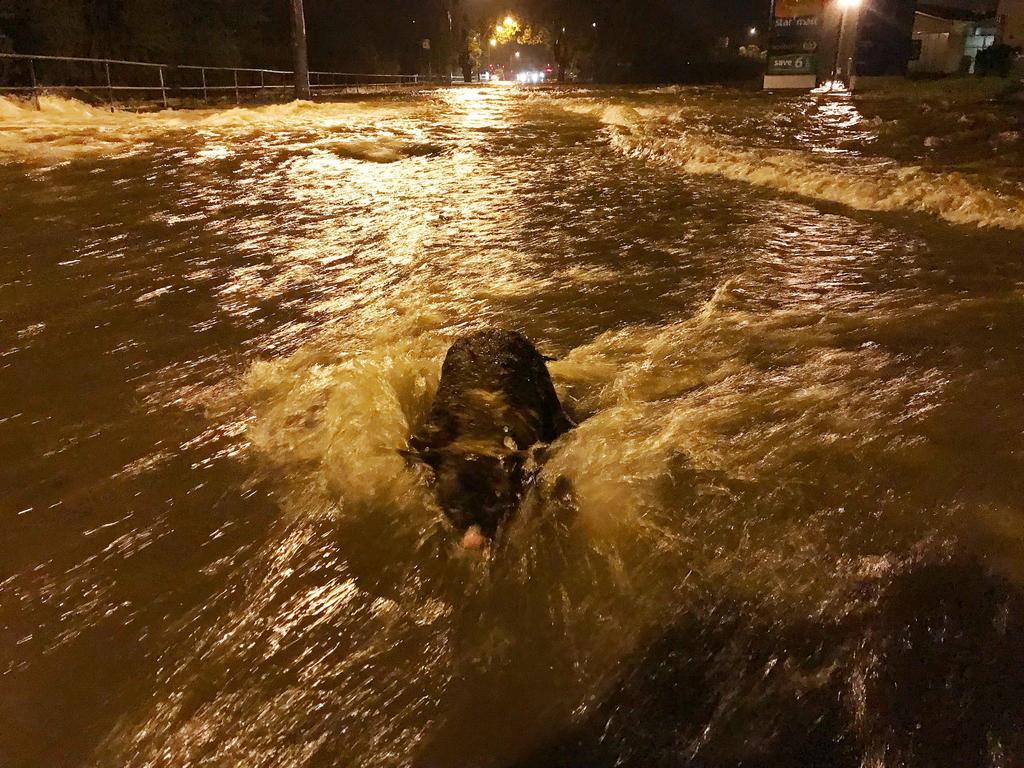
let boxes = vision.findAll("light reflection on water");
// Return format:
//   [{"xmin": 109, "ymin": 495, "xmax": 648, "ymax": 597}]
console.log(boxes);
[{"xmin": 2, "ymin": 87, "xmax": 1024, "ymax": 768}]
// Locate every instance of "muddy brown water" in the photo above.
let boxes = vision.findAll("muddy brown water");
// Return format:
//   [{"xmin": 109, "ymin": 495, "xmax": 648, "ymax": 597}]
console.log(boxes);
[{"xmin": 2, "ymin": 86, "xmax": 1024, "ymax": 767}]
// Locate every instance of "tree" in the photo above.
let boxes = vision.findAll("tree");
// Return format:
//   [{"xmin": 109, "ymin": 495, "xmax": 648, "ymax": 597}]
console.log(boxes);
[
  {"xmin": 119, "ymin": 0, "xmax": 179, "ymax": 61},
  {"xmin": 17, "ymin": 0, "xmax": 90, "ymax": 55},
  {"xmin": 527, "ymin": 0, "xmax": 597, "ymax": 79}
]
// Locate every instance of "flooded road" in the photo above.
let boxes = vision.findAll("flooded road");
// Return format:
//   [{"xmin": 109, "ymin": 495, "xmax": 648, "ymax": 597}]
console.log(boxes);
[{"xmin": 2, "ymin": 85, "xmax": 1024, "ymax": 768}]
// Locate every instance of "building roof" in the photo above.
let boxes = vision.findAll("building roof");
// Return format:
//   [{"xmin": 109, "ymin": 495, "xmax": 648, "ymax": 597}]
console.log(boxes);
[{"xmin": 915, "ymin": 2, "xmax": 996, "ymax": 20}]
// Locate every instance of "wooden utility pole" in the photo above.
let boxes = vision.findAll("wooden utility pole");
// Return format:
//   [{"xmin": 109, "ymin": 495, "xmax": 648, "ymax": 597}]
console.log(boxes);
[{"xmin": 290, "ymin": 0, "xmax": 311, "ymax": 100}]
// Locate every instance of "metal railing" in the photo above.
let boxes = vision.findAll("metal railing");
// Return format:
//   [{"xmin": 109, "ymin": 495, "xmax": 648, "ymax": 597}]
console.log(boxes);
[{"xmin": 0, "ymin": 52, "xmax": 421, "ymax": 109}]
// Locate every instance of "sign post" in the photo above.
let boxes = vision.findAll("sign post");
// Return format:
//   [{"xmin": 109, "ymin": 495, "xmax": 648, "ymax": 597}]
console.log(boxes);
[
  {"xmin": 764, "ymin": 0, "xmax": 822, "ymax": 89},
  {"xmin": 290, "ymin": 0, "xmax": 311, "ymax": 100}
]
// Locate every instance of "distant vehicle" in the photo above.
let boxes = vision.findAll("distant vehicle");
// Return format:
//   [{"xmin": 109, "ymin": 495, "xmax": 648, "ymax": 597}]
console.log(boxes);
[{"xmin": 515, "ymin": 71, "xmax": 545, "ymax": 83}]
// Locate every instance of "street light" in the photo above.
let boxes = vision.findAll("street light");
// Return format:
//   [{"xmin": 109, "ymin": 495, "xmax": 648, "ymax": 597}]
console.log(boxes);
[
  {"xmin": 830, "ymin": 0, "xmax": 861, "ymax": 90},
  {"xmin": 749, "ymin": 27, "xmax": 757, "ymax": 36}
]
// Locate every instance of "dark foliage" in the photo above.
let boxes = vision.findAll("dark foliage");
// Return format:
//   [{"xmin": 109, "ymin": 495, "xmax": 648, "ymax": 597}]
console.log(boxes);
[
  {"xmin": 975, "ymin": 44, "xmax": 1020, "ymax": 77},
  {"xmin": 2, "ymin": 0, "xmax": 763, "ymax": 82}
]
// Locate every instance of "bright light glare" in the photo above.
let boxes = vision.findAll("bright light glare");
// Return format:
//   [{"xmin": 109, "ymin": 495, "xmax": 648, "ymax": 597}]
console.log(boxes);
[
  {"xmin": 811, "ymin": 79, "xmax": 850, "ymax": 93},
  {"xmin": 514, "ymin": 71, "xmax": 544, "ymax": 83},
  {"xmin": 489, "ymin": 38, "xmax": 497, "ymax": 46},
  {"xmin": 838, "ymin": 0, "xmax": 861, "ymax": 8},
  {"xmin": 504, "ymin": 16, "xmax": 515, "ymax": 26}
]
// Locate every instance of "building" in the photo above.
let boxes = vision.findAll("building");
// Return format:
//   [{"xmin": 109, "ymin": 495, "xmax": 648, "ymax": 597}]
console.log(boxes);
[
  {"xmin": 854, "ymin": 0, "xmax": 917, "ymax": 74},
  {"xmin": 909, "ymin": 5, "xmax": 997, "ymax": 73},
  {"xmin": 0, "ymin": 0, "xmax": 14, "ymax": 50},
  {"xmin": 764, "ymin": 0, "xmax": 824, "ymax": 89},
  {"xmin": 764, "ymin": 0, "xmax": 915, "ymax": 88},
  {"xmin": 763, "ymin": 0, "xmax": 1006, "ymax": 88},
  {"xmin": 997, "ymin": 0, "xmax": 1024, "ymax": 46}
]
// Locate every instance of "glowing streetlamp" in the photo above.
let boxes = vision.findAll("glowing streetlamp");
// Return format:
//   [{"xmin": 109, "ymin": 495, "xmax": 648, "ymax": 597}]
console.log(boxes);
[
  {"xmin": 504, "ymin": 15, "xmax": 516, "ymax": 27},
  {"xmin": 489, "ymin": 38, "xmax": 497, "ymax": 47},
  {"xmin": 830, "ymin": 0, "xmax": 861, "ymax": 89}
]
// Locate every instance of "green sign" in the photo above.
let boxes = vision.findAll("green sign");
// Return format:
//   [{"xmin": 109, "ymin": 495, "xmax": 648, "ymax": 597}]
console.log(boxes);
[{"xmin": 767, "ymin": 53, "xmax": 816, "ymax": 74}]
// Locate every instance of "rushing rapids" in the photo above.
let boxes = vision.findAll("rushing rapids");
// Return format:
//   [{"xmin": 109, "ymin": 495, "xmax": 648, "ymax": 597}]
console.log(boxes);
[{"xmin": 2, "ymin": 86, "xmax": 1024, "ymax": 768}]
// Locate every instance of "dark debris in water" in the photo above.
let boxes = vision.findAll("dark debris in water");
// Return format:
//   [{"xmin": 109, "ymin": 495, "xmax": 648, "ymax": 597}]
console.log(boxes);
[{"xmin": 444, "ymin": 550, "xmax": 1024, "ymax": 768}]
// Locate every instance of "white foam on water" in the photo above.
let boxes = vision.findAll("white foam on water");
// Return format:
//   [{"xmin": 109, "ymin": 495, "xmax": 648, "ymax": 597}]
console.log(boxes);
[
  {"xmin": 542, "ymin": 277, "xmax": 956, "ymax": 554},
  {"xmin": 97, "ymin": 271, "xmax": 1004, "ymax": 767},
  {"xmin": 567, "ymin": 101, "xmax": 1024, "ymax": 230},
  {"xmin": 242, "ymin": 306, "xmax": 449, "ymax": 518},
  {"xmin": 0, "ymin": 95, "xmax": 432, "ymax": 165},
  {"xmin": 235, "ymin": 270, "xmax": 962, "ymax": 570}
]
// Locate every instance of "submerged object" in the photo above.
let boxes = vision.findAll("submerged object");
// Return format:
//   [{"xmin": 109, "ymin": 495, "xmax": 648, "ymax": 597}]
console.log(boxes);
[{"xmin": 408, "ymin": 329, "xmax": 573, "ymax": 538}]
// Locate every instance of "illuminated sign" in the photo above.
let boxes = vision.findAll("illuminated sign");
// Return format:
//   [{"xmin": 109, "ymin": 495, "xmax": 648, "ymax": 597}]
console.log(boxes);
[
  {"xmin": 765, "ymin": 0, "xmax": 823, "ymax": 85},
  {"xmin": 767, "ymin": 52, "xmax": 817, "ymax": 73}
]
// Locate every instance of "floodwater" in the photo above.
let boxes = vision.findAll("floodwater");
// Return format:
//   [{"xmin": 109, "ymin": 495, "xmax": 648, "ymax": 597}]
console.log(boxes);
[{"xmin": 2, "ymin": 85, "xmax": 1024, "ymax": 768}]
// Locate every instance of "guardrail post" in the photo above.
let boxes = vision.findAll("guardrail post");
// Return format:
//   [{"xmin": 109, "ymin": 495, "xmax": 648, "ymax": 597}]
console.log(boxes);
[
  {"xmin": 158, "ymin": 66, "xmax": 168, "ymax": 108},
  {"xmin": 28, "ymin": 58, "xmax": 40, "ymax": 110},
  {"xmin": 0, "ymin": 55, "xmax": 430, "ymax": 108},
  {"xmin": 104, "ymin": 60, "xmax": 114, "ymax": 110}
]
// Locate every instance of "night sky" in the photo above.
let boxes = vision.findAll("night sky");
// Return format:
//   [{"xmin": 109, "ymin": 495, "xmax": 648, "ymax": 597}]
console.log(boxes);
[{"xmin": 4, "ymin": 0, "xmax": 772, "ymax": 82}]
